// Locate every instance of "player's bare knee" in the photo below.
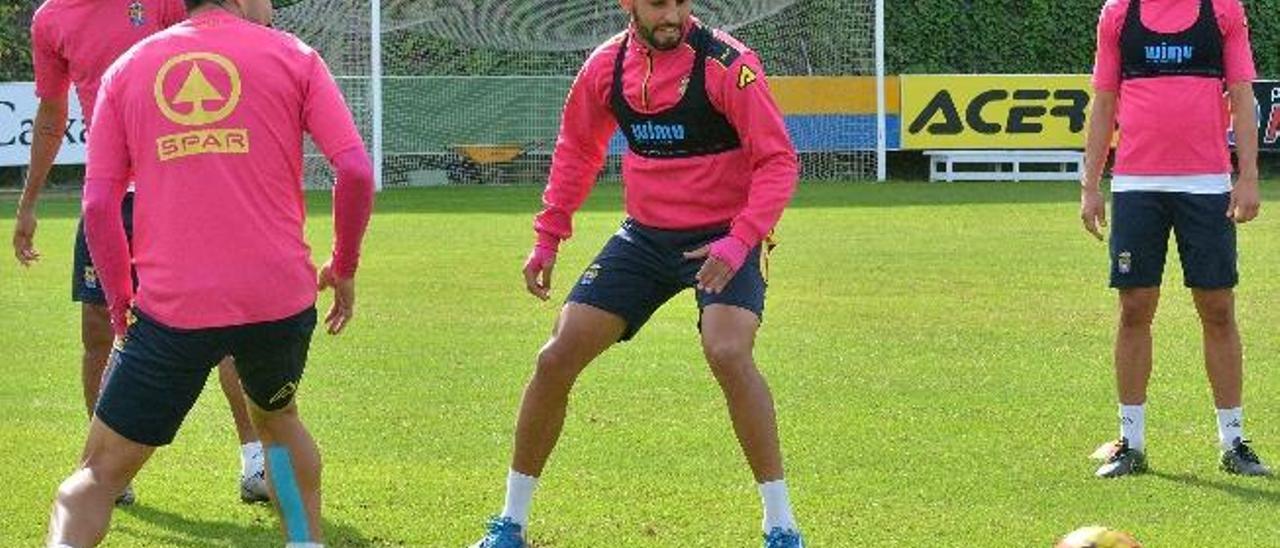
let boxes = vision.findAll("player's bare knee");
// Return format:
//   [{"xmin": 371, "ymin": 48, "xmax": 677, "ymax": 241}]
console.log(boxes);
[
  {"xmin": 1117, "ymin": 295, "xmax": 1158, "ymax": 328},
  {"xmin": 74, "ymin": 459, "xmax": 134, "ymax": 495},
  {"xmin": 533, "ymin": 342, "xmax": 586, "ymax": 385},
  {"xmin": 703, "ymin": 342, "xmax": 754, "ymax": 381},
  {"xmin": 250, "ymin": 402, "xmax": 300, "ymax": 435},
  {"xmin": 1195, "ymin": 301, "xmax": 1235, "ymax": 331}
]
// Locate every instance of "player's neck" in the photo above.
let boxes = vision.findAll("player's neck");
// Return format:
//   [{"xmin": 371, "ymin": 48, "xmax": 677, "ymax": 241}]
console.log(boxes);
[{"xmin": 189, "ymin": 2, "xmax": 244, "ymax": 20}]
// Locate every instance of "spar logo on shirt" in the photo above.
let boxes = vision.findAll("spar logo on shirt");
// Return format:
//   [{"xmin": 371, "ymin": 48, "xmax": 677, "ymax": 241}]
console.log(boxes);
[
  {"xmin": 153, "ymin": 52, "xmax": 248, "ymax": 162},
  {"xmin": 1145, "ymin": 42, "xmax": 1195, "ymax": 65}
]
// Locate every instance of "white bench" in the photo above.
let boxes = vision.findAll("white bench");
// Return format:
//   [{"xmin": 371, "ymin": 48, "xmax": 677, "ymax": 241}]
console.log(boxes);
[{"xmin": 925, "ymin": 150, "xmax": 1084, "ymax": 182}]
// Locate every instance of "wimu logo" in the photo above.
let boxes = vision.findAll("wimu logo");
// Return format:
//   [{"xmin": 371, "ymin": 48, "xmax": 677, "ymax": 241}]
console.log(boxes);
[
  {"xmin": 631, "ymin": 121, "xmax": 686, "ymax": 142},
  {"xmin": 1145, "ymin": 43, "xmax": 1194, "ymax": 64}
]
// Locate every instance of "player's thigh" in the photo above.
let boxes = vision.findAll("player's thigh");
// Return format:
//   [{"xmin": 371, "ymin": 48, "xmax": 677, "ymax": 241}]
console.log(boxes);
[
  {"xmin": 95, "ymin": 311, "xmax": 226, "ymax": 447},
  {"xmin": 1110, "ymin": 191, "xmax": 1174, "ymax": 289},
  {"xmin": 78, "ymin": 417, "xmax": 156, "ymax": 483},
  {"xmin": 1171, "ymin": 193, "xmax": 1236, "ymax": 290},
  {"xmin": 80, "ymin": 303, "xmax": 112, "ymax": 351},
  {"xmin": 227, "ymin": 307, "xmax": 317, "ymax": 413},
  {"xmin": 566, "ymin": 230, "xmax": 680, "ymax": 342},
  {"xmin": 540, "ymin": 303, "xmax": 629, "ymax": 372}
]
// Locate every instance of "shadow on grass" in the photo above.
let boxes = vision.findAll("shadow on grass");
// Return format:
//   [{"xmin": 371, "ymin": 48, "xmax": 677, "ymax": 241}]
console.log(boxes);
[
  {"xmin": 117, "ymin": 502, "xmax": 399, "ymax": 547},
  {"xmin": 1148, "ymin": 470, "xmax": 1280, "ymax": 506}
]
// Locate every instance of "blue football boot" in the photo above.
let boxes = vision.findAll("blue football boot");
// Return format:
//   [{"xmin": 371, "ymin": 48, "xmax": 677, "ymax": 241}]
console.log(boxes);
[
  {"xmin": 470, "ymin": 516, "xmax": 526, "ymax": 548},
  {"xmin": 764, "ymin": 527, "xmax": 804, "ymax": 548}
]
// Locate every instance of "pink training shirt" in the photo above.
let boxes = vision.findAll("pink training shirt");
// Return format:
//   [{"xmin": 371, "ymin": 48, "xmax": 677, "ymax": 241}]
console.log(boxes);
[
  {"xmin": 84, "ymin": 9, "xmax": 373, "ymax": 332},
  {"xmin": 535, "ymin": 17, "xmax": 798, "ymax": 252},
  {"xmin": 32, "ymin": 0, "xmax": 186, "ymax": 126},
  {"xmin": 1092, "ymin": 0, "xmax": 1256, "ymax": 177}
]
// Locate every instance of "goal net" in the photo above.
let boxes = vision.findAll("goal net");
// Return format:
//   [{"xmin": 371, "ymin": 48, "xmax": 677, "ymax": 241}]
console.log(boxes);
[{"xmin": 277, "ymin": 0, "xmax": 883, "ymax": 188}]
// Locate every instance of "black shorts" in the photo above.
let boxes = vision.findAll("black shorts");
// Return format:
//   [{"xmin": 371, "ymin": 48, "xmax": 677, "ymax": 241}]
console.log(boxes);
[
  {"xmin": 567, "ymin": 219, "xmax": 768, "ymax": 342},
  {"xmin": 73, "ymin": 192, "xmax": 134, "ymax": 304},
  {"xmin": 95, "ymin": 307, "xmax": 317, "ymax": 447},
  {"xmin": 1109, "ymin": 191, "xmax": 1237, "ymax": 289}
]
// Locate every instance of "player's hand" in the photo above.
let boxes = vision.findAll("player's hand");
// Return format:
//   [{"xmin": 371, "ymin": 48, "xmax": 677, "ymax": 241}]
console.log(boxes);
[
  {"xmin": 523, "ymin": 245, "xmax": 557, "ymax": 301},
  {"xmin": 317, "ymin": 261, "xmax": 356, "ymax": 335},
  {"xmin": 1080, "ymin": 187, "xmax": 1107, "ymax": 242},
  {"xmin": 1228, "ymin": 172, "xmax": 1260, "ymax": 224},
  {"xmin": 13, "ymin": 207, "xmax": 40, "ymax": 266},
  {"xmin": 685, "ymin": 237, "xmax": 748, "ymax": 294}
]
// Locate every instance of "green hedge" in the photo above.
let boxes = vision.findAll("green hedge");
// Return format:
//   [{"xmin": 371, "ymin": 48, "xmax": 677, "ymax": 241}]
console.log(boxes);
[
  {"xmin": 887, "ymin": 0, "xmax": 1279, "ymax": 77},
  {"xmin": 0, "ymin": 2, "xmax": 34, "ymax": 82}
]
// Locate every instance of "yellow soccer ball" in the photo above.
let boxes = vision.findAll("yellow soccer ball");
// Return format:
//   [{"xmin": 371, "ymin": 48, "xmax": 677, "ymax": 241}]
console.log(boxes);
[{"xmin": 1055, "ymin": 526, "xmax": 1142, "ymax": 548}]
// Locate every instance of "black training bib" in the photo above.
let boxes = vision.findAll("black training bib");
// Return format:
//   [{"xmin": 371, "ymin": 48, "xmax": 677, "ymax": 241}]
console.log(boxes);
[
  {"xmin": 610, "ymin": 25, "xmax": 742, "ymax": 159},
  {"xmin": 1120, "ymin": 0, "xmax": 1225, "ymax": 80}
]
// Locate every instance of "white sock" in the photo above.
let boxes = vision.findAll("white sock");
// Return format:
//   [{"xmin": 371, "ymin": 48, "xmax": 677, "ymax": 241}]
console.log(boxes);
[
  {"xmin": 1119, "ymin": 404, "xmax": 1145, "ymax": 452},
  {"xmin": 285, "ymin": 543, "xmax": 324, "ymax": 548},
  {"xmin": 1216, "ymin": 407, "xmax": 1244, "ymax": 450},
  {"xmin": 758, "ymin": 479, "xmax": 798, "ymax": 532},
  {"xmin": 501, "ymin": 469, "xmax": 538, "ymax": 527},
  {"xmin": 241, "ymin": 441, "xmax": 264, "ymax": 477}
]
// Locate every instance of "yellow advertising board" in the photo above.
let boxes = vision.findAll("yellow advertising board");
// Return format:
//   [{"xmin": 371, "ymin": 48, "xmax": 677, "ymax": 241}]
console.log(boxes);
[{"xmin": 900, "ymin": 74, "xmax": 1092, "ymax": 149}]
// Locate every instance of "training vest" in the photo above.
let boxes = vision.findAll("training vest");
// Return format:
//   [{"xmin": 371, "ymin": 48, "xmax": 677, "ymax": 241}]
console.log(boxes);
[
  {"xmin": 610, "ymin": 25, "xmax": 743, "ymax": 159},
  {"xmin": 1120, "ymin": 0, "xmax": 1225, "ymax": 80}
]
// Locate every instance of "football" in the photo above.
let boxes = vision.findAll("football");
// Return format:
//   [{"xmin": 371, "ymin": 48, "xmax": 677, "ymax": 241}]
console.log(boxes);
[{"xmin": 1055, "ymin": 526, "xmax": 1142, "ymax": 548}]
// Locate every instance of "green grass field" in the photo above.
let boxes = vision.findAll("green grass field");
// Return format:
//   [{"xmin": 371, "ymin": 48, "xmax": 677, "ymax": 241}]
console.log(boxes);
[{"xmin": 4, "ymin": 181, "xmax": 1280, "ymax": 546}]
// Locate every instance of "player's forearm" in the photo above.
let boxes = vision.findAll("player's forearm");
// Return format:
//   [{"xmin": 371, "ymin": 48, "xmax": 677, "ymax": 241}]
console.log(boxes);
[
  {"xmin": 535, "ymin": 141, "xmax": 610, "ymax": 245},
  {"xmin": 82, "ymin": 177, "xmax": 133, "ymax": 335},
  {"xmin": 329, "ymin": 147, "xmax": 375, "ymax": 279},
  {"xmin": 18, "ymin": 99, "xmax": 69, "ymax": 212},
  {"xmin": 1228, "ymin": 83, "xmax": 1259, "ymax": 178},
  {"xmin": 1082, "ymin": 91, "xmax": 1117, "ymax": 191}
]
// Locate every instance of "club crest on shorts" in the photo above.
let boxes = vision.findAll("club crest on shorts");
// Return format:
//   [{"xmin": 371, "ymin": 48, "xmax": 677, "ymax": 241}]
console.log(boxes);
[
  {"xmin": 579, "ymin": 263, "xmax": 602, "ymax": 285},
  {"xmin": 1117, "ymin": 251, "xmax": 1132, "ymax": 274},
  {"xmin": 128, "ymin": 0, "xmax": 145, "ymax": 27},
  {"xmin": 83, "ymin": 266, "xmax": 99, "ymax": 289}
]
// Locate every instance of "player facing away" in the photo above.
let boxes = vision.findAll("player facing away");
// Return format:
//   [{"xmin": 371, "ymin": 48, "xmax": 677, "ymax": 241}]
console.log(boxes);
[
  {"xmin": 1080, "ymin": 0, "xmax": 1267, "ymax": 478},
  {"xmin": 15, "ymin": 0, "xmax": 269, "ymax": 504},
  {"xmin": 45, "ymin": 0, "xmax": 375, "ymax": 544},
  {"xmin": 471, "ymin": 1, "xmax": 802, "ymax": 546}
]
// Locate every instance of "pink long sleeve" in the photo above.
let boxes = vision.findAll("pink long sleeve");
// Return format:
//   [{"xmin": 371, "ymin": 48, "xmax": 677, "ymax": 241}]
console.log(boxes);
[
  {"xmin": 82, "ymin": 80, "xmax": 133, "ymax": 334},
  {"xmin": 301, "ymin": 51, "xmax": 373, "ymax": 279},
  {"xmin": 711, "ymin": 52, "xmax": 798, "ymax": 249},
  {"xmin": 329, "ymin": 147, "xmax": 374, "ymax": 278},
  {"xmin": 533, "ymin": 43, "xmax": 621, "ymax": 247}
]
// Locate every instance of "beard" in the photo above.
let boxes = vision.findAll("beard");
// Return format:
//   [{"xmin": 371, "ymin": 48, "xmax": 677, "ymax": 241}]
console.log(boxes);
[{"xmin": 633, "ymin": 10, "xmax": 684, "ymax": 50}]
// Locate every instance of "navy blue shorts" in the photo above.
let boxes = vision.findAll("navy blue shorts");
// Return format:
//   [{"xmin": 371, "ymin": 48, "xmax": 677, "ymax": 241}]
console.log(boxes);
[
  {"xmin": 567, "ymin": 219, "xmax": 767, "ymax": 342},
  {"xmin": 73, "ymin": 192, "xmax": 134, "ymax": 304},
  {"xmin": 1109, "ymin": 191, "xmax": 1237, "ymax": 289},
  {"xmin": 95, "ymin": 307, "xmax": 317, "ymax": 447}
]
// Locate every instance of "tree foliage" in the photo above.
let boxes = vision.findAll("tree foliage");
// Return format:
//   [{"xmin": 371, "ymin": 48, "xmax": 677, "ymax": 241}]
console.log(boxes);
[{"xmin": 886, "ymin": 0, "xmax": 1278, "ymax": 76}]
